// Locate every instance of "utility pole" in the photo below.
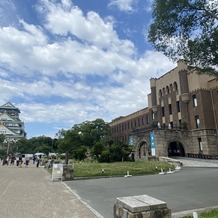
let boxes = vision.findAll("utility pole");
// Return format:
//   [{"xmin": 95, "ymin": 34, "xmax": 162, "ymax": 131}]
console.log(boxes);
[{"xmin": 6, "ymin": 140, "xmax": 10, "ymax": 155}]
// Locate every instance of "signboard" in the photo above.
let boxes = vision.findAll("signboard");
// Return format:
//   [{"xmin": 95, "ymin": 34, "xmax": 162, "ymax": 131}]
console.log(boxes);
[
  {"xmin": 51, "ymin": 164, "xmax": 63, "ymax": 181},
  {"xmin": 150, "ymin": 131, "xmax": 156, "ymax": 156},
  {"xmin": 129, "ymin": 135, "xmax": 134, "ymax": 146}
]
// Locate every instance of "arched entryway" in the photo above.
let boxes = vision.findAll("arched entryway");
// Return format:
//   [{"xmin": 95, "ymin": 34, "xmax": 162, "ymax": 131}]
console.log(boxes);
[
  {"xmin": 139, "ymin": 142, "xmax": 146, "ymax": 158},
  {"xmin": 138, "ymin": 141, "xmax": 150, "ymax": 159},
  {"xmin": 168, "ymin": 141, "xmax": 185, "ymax": 157}
]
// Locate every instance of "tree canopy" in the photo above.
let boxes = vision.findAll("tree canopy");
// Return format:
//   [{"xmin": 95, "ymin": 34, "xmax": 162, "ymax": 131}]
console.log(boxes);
[
  {"xmin": 56, "ymin": 118, "xmax": 111, "ymax": 160},
  {"xmin": 0, "ymin": 134, "xmax": 5, "ymax": 144},
  {"xmin": 148, "ymin": 0, "xmax": 218, "ymax": 76}
]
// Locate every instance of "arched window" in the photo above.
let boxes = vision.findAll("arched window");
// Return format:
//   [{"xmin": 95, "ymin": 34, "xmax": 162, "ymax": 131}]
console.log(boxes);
[
  {"xmin": 170, "ymin": 84, "xmax": 173, "ymax": 92},
  {"xmin": 166, "ymin": 86, "xmax": 170, "ymax": 94},
  {"xmin": 159, "ymin": 89, "xmax": 162, "ymax": 98},
  {"xmin": 174, "ymin": 82, "xmax": 178, "ymax": 92},
  {"xmin": 162, "ymin": 88, "xmax": 165, "ymax": 96}
]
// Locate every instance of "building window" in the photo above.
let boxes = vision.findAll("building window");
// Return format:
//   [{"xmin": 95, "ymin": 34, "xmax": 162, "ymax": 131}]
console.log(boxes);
[
  {"xmin": 170, "ymin": 122, "xmax": 173, "ymax": 129},
  {"xmin": 138, "ymin": 118, "xmax": 140, "ymax": 126},
  {"xmin": 152, "ymin": 111, "xmax": 155, "ymax": 120},
  {"xmin": 177, "ymin": 101, "xmax": 181, "ymax": 112},
  {"xmin": 146, "ymin": 115, "xmax": 150, "ymax": 124},
  {"xmin": 198, "ymin": 138, "xmax": 203, "ymax": 153},
  {"xmin": 170, "ymin": 84, "xmax": 173, "ymax": 92},
  {"xmin": 159, "ymin": 90, "xmax": 162, "ymax": 98},
  {"xmin": 162, "ymin": 88, "xmax": 165, "ymax": 96},
  {"xmin": 161, "ymin": 106, "xmax": 165, "ymax": 117},
  {"xmin": 169, "ymin": 104, "xmax": 172, "ymax": 115},
  {"xmin": 195, "ymin": 115, "xmax": 200, "ymax": 128},
  {"xmin": 174, "ymin": 82, "xmax": 178, "ymax": 92},
  {"xmin": 192, "ymin": 95, "xmax": 198, "ymax": 107},
  {"xmin": 166, "ymin": 86, "xmax": 170, "ymax": 94},
  {"xmin": 142, "ymin": 117, "xmax": 145, "ymax": 125},
  {"xmin": 179, "ymin": 119, "xmax": 182, "ymax": 127}
]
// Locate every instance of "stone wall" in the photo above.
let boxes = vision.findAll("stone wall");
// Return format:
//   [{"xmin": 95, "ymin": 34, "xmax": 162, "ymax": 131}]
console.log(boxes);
[
  {"xmin": 133, "ymin": 128, "xmax": 218, "ymax": 158},
  {"xmin": 114, "ymin": 194, "xmax": 171, "ymax": 218},
  {"xmin": 62, "ymin": 164, "xmax": 74, "ymax": 181}
]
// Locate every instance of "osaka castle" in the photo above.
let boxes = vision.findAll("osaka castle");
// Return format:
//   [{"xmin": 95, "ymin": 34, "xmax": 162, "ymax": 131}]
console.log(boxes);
[{"xmin": 0, "ymin": 102, "xmax": 26, "ymax": 142}]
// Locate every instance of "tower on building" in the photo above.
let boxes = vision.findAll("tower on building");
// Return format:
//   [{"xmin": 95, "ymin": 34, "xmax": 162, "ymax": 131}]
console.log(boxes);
[{"xmin": 0, "ymin": 102, "xmax": 26, "ymax": 142}]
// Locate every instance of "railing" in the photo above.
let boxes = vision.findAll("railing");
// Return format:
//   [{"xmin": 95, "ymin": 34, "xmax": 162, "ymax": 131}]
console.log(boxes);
[{"xmin": 186, "ymin": 153, "xmax": 218, "ymax": 160}]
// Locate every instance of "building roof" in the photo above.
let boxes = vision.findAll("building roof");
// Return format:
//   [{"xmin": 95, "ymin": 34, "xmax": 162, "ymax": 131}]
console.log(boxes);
[
  {"xmin": 0, "ymin": 123, "xmax": 19, "ymax": 136},
  {"xmin": 0, "ymin": 102, "xmax": 20, "ymax": 113}
]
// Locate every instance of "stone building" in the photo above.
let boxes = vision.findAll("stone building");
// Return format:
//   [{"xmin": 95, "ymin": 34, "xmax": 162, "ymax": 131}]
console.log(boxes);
[
  {"xmin": 109, "ymin": 60, "xmax": 218, "ymax": 160},
  {"xmin": 0, "ymin": 102, "xmax": 26, "ymax": 142}
]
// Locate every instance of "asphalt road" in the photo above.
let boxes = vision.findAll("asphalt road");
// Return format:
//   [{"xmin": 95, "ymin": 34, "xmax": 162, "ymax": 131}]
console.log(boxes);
[{"xmin": 65, "ymin": 167, "xmax": 218, "ymax": 218}]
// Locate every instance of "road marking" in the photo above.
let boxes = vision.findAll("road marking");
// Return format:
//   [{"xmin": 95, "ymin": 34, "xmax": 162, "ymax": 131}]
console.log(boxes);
[{"xmin": 62, "ymin": 182, "xmax": 104, "ymax": 218}]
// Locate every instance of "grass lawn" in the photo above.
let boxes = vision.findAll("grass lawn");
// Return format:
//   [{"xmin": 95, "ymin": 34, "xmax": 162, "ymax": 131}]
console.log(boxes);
[
  {"xmin": 182, "ymin": 208, "xmax": 218, "ymax": 218},
  {"xmin": 73, "ymin": 160, "xmax": 174, "ymax": 177}
]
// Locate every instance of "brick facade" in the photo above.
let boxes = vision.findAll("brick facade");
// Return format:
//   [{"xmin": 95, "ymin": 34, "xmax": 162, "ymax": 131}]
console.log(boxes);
[{"xmin": 109, "ymin": 60, "xmax": 218, "ymax": 159}]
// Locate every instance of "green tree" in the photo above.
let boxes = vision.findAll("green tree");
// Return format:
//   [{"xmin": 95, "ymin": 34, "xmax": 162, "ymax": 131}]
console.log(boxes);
[
  {"xmin": 15, "ymin": 138, "xmax": 31, "ymax": 154},
  {"xmin": 56, "ymin": 129, "xmax": 82, "ymax": 163},
  {"xmin": 97, "ymin": 141, "xmax": 132, "ymax": 163},
  {"xmin": 28, "ymin": 136, "xmax": 53, "ymax": 154},
  {"xmin": 78, "ymin": 119, "xmax": 110, "ymax": 148},
  {"xmin": 109, "ymin": 141, "xmax": 131, "ymax": 162},
  {"xmin": 73, "ymin": 146, "xmax": 87, "ymax": 161},
  {"xmin": 56, "ymin": 119, "xmax": 110, "ymax": 162},
  {"xmin": 90, "ymin": 141, "xmax": 104, "ymax": 160},
  {"xmin": 14, "ymin": 136, "xmax": 53, "ymax": 155},
  {"xmin": 148, "ymin": 0, "xmax": 218, "ymax": 76},
  {"xmin": 0, "ymin": 134, "xmax": 5, "ymax": 143}
]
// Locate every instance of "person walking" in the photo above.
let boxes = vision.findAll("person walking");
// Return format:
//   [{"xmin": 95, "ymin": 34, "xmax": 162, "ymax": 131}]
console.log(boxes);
[
  {"xmin": 33, "ymin": 155, "xmax": 36, "ymax": 164},
  {"xmin": 36, "ymin": 156, "xmax": 40, "ymax": 168},
  {"xmin": 19, "ymin": 157, "xmax": 23, "ymax": 168},
  {"xmin": 25, "ymin": 156, "xmax": 30, "ymax": 167}
]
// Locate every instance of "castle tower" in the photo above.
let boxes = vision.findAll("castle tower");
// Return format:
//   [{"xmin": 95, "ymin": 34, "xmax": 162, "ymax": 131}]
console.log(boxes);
[{"xmin": 0, "ymin": 102, "xmax": 26, "ymax": 142}]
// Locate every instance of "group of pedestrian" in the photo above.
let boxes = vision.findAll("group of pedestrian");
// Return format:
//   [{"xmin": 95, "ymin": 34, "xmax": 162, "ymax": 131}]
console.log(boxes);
[
  {"xmin": 1, "ymin": 154, "xmax": 41, "ymax": 168},
  {"xmin": 1, "ymin": 155, "xmax": 15, "ymax": 166},
  {"xmin": 33, "ymin": 155, "xmax": 41, "ymax": 167}
]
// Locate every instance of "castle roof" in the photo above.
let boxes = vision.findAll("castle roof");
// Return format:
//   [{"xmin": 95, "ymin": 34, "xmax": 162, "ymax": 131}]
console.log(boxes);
[{"xmin": 0, "ymin": 102, "xmax": 20, "ymax": 113}]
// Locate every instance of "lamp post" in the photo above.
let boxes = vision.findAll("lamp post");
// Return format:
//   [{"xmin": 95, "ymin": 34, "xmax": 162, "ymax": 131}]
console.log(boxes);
[{"xmin": 6, "ymin": 139, "xmax": 10, "ymax": 155}]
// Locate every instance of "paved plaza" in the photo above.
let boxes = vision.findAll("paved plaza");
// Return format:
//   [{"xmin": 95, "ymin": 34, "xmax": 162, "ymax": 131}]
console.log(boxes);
[
  {"xmin": 1, "ymin": 158, "xmax": 218, "ymax": 218},
  {"xmin": 0, "ymin": 163, "xmax": 97, "ymax": 218}
]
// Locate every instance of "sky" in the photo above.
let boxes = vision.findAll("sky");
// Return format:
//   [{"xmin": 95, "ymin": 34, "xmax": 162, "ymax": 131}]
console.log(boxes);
[{"xmin": 0, "ymin": 0, "xmax": 176, "ymax": 139}]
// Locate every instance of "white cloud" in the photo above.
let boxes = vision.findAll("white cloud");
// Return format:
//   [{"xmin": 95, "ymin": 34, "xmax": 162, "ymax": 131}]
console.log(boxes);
[
  {"xmin": 40, "ymin": 0, "xmax": 122, "ymax": 50},
  {"xmin": 108, "ymin": 0, "xmax": 136, "ymax": 12},
  {"xmin": 0, "ymin": 0, "xmax": 176, "ymax": 137}
]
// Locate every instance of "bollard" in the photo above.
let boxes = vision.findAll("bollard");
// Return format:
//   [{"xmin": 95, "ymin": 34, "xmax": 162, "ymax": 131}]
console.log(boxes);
[{"xmin": 193, "ymin": 211, "xmax": 198, "ymax": 218}]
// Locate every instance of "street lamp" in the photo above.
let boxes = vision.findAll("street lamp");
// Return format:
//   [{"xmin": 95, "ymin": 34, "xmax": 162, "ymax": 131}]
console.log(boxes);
[{"xmin": 6, "ymin": 139, "xmax": 10, "ymax": 155}]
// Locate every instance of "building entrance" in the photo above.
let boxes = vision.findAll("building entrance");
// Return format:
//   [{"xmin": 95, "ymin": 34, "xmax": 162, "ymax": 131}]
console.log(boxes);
[
  {"xmin": 139, "ymin": 142, "xmax": 146, "ymax": 158},
  {"xmin": 168, "ymin": 141, "xmax": 185, "ymax": 157}
]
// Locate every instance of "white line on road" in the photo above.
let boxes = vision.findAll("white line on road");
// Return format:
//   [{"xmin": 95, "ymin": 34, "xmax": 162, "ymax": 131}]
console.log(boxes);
[{"xmin": 62, "ymin": 182, "xmax": 104, "ymax": 218}]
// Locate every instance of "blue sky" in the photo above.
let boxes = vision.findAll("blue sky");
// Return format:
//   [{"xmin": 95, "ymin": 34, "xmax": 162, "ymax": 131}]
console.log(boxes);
[{"xmin": 0, "ymin": 0, "xmax": 176, "ymax": 139}]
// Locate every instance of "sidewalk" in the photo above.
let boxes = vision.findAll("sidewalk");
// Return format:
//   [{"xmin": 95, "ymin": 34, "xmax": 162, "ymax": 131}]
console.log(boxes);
[{"xmin": 0, "ymin": 163, "xmax": 97, "ymax": 218}]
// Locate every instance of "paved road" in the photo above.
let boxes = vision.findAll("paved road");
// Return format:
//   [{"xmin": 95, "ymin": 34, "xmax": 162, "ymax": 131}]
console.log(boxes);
[
  {"xmin": 1, "ymin": 158, "xmax": 218, "ymax": 218},
  {"xmin": 0, "ymin": 163, "xmax": 97, "ymax": 218},
  {"xmin": 65, "ymin": 158, "xmax": 218, "ymax": 218}
]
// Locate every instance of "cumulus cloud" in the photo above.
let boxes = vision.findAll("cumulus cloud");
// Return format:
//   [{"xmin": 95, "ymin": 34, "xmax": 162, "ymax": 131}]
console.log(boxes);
[
  {"xmin": 108, "ymin": 0, "xmax": 137, "ymax": 12},
  {"xmin": 0, "ymin": 0, "xmax": 175, "ymax": 137}
]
